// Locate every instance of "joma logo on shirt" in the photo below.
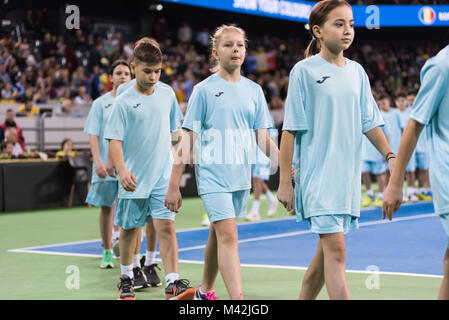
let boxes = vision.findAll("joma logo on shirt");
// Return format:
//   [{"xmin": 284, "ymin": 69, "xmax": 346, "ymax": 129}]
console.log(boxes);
[
  {"xmin": 104, "ymin": 104, "xmax": 113, "ymax": 109},
  {"xmin": 215, "ymin": 92, "xmax": 224, "ymax": 97},
  {"xmin": 132, "ymin": 103, "xmax": 141, "ymax": 108},
  {"xmin": 316, "ymin": 76, "xmax": 330, "ymax": 84}
]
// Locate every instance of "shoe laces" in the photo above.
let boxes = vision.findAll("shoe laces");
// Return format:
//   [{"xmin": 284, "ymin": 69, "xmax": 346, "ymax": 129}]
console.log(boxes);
[
  {"xmin": 173, "ymin": 279, "xmax": 191, "ymax": 289},
  {"xmin": 147, "ymin": 264, "xmax": 161, "ymax": 273},
  {"xmin": 119, "ymin": 277, "xmax": 134, "ymax": 293},
  {"xmin": 205, "ymin": 290, "xmax": 218, "ymax": 300}
]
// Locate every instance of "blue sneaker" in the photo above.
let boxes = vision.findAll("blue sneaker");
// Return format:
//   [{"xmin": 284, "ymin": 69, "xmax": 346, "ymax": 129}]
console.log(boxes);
[{"xmin": 194, "ymin": 285, "xmax": 219, "ymax": 300}]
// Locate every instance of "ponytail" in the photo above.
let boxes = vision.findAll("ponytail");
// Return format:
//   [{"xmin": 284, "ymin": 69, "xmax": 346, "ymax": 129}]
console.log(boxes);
[{"xmin": 304, "ymin": 38, "xmax": 321, "ymax": 58}]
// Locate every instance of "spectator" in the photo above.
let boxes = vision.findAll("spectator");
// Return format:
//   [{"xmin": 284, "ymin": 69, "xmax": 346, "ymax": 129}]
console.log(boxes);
[
  {"xmin": 1, "ymin": 109, "xmax": 25, "ymax": 149},
  {"xmin": 0, "ymin": 141, "xmax": 15, "ymax": 158},
  {"xmin": 55, "ymin": 97, "xmax": 75, "ymax": 117},
  {"xmin": 16, "ymin": 96, "xmax": 40, "ymax": 117},
  {"xmin": 5, "ymin": 128, "xmax": 23, "ymax": 156},
  {"xmin": 178, "ymin": 22, "xmax": 193, "ymax": 44},
  {"xmin": 1, "ymin": 82, "xmax": 18, "ymax": 100},
  {"xmin": 55, "ymin": 138, "xmax": 76, "ymax": 159}
]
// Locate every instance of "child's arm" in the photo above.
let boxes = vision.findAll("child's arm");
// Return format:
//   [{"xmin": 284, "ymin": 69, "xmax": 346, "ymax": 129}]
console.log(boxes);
[
  {"xmin": 277, "ymin": 130, "xmax": 296, "ymax": 213},
  {"xmin": 109, "ymin": 139, "xmax": 137, "ymax": 192},
  {"xmin": 165, "ymin": 129, "xmax": 195, "ymax": 213},
  {"xmin": 89, "ymin": 134, "xmax": 108, "ymax": 178},
  {"xmin": 383, "ymin": 119, "xmax": 424, "ymax": 220},
  {"xmin": 255, "ymin": 128, "xmax": 279, "ymax": 166}
]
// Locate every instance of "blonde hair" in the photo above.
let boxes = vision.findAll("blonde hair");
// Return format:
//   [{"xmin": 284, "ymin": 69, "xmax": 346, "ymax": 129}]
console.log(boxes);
[{"xmin": 209, "ymin": 24, "xmax": 248, "ymax": 73}]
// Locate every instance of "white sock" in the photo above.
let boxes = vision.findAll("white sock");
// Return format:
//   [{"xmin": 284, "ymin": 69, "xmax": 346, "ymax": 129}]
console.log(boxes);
[
  {"xmin": 419, "ymin": 188, "xmax": 425, "ymax": 194},
  {"xmin": 133, "ymin": 254, "xmax": 141, "ymax": 268},
  {"xmin": 366, "ymin": 189, "xmax": 374, "ymax": 197},
  {"xmin": 112, "ymin": 229, "xmax": 120, "ymax": 239},
  {"xmin": 121, "ymin": 264, "xmax": 133, "ymax": 279},
  {"xmin": 408, "ymin": 187, "xmax": 415, "ymax": 196},
  {"xmin": 251, "ymin": 200, "xmax": 260, "ymax": 214},
  {"xmin": 265, "ymin": 190, "xmax": 276, "ymax": 203},
  {"xmin": 378, "ymin": 192, "xmax": 383, "ymax": 200},
  {"xmin": 145, "ymin": 251, "xmax": 156, "ymax": 266},
  {"xmin": 165, "ymin": 273, "xmax": 179, "ymax": 286}
]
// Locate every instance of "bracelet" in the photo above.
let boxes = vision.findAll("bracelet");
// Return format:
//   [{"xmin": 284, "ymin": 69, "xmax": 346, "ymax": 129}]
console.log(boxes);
[{"xmin": 385, "ymin": 152, "xmax": 395, "ymax": 162}]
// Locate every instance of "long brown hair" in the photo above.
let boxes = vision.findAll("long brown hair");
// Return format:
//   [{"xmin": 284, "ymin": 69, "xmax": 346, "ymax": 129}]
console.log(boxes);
[{"xmin": 304, "ymin": 0, "xmax": 351, "ymax": 58}]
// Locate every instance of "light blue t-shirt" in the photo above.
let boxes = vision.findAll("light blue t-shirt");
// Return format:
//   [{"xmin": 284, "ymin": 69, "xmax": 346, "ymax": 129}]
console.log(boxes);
[
  {"xmin": 381, "ymin": 108, "xmax": 402, "ymax": 154},
  {"xmin": 182, "ymin": 73, "xmax": 271, "ymax": 195},
  {"xmin": 104, "ymin": 82, "xmax": 183, "ymax": 199},
  {"xmin": 410, "ymin": 44, "xmax": 449, "ymax": 215},
  {"xmin": 411, "ymin": 103, "xmax": 428, "ymax": 154},
  {"xmin": 283, "ymin": 54, "xmax": 384, "ymax": 221},
  {"xmin": 398, "ymin": 108, "xmax": 410, "ymax": 130},
  {"xmin": 116, "ymin": 79, "xmax": 136, "ymax": 96},
  {"xmin": 362, "ymin": 124, "xmax": 389, "ymax": 162},
  {"xmin": 84, "ymin": 92, "xmax": 118, "ymax": 183}
]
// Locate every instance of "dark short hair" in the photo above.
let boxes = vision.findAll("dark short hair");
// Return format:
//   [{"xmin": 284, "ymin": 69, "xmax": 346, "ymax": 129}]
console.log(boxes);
[
  {"xmin": 395, "ymin": 91, "xmax": 407, "ymax": 100},
  {"xmin": 109, "ymin": 60, "xmax": 130, "ymax": 76},
  {"xmin": 378, "ymin": 93, "xmax": 391, "ymax": 101}
]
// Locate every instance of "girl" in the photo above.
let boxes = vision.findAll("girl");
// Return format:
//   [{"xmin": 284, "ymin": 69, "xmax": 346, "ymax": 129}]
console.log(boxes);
[
  {"xmin": 164, "ymin": 24, "xmax": 278, "ymax": 300},
  {"xmin": 84, "ymin": 60, "xmax": 131, "ymax": 269},
  {"xmin": 277, "ymin": 0, "xmax": 395, "ymax": 300}
]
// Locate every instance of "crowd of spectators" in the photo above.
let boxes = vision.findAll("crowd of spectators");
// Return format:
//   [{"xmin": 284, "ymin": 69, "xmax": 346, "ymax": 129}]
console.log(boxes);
[{"xmin": 0, "ymin": 6, "xmax": 447, "ymax": 157}]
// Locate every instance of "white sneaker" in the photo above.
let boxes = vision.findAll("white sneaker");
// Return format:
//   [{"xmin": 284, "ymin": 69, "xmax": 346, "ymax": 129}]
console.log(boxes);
[
  {"xmin": 408, "ymin": 194, "xmax": 419, "ymax": 202},
  {"xmin": 267, "ymin": 200, "xmax": 278, "ymax": 217},
  {"xmin": 245, "ymin": 211, "xmax": 260, "ymax": 222},
  {"xmin": 201, "ymin": 214, "xmax": 210, "ymax": 227},
  {"xmin": 112, "ymin": 237, "xmax": 120, "ymax": 258}
]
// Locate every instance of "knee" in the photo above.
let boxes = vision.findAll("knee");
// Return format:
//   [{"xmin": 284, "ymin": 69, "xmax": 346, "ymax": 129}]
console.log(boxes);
[
  {"xmin": 156, "ymin": 221, "xmax": 175, "ymax": 239},
  {"xmin": 217, "ymin": 230, "xmax": 238, "ymax": 247},
  {"xmin": 326, "ymin": 245, "xmax": 346, "ymax": 265}
]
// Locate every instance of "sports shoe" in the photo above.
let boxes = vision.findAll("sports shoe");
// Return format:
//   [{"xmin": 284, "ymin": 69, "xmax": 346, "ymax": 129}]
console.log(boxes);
[
  {"xmin": 194, "ymin": 285, "xmax": 219, "ymax": 300},
  {"xmin": 100, "ymin": 250, "xmax": 114, "ymax": 269},
  {"xmin": 165, "ymin": 279, "xmax": 196, "ymax": 300},
  {"xmin": 201, "ymin": 214, "xmax": 210, "ymax": 227},
  {"xmin": 373, "ymin": 199, "xmax": 383, "ymax": 207},
  {"xmin": 267, "ymin": 200, "xmax": 278, "ymax": 217},
  {"xmin": 361, "ymin": 195, "xmax": 374, "ymax": 207},
  {"xmin": 117, "ymin": 275, "xmax": 135, "ymax": 300},
  {"xmin": 133, "ymin": 267, "xmax": 148, "ymax": 290},
  {"xmin": 143, "ymin": 264, "xmax": 162, "ymax": 287},
  {"xmin": 408, "ymin": 194, "xmax": 419, "ymax": 202},
  {"xmin": 245, "ymin": 211, "xmax": 260, "ymax": 222},
  {"xmin": 112, "ymin": 237, "xmax": 120, "ymax": 258},
  {"xmin": 417, "ymin": 192, "xmax": 432, "ymax": 201}
]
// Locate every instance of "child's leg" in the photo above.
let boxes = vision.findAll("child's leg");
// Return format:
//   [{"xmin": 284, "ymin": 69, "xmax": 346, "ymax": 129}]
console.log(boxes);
[
  {"xmin": 253, "ymin": 178, "xmax": 262, "ymax": 201},
  {"xmin": 299, "ymin": 238, "xmax": 324, "ymax": 300},
  {"xmin": 146, "ymin": 219, "xmax": 157, "ymax": 253},
  {"xmin": 362, "ymin": 172, "xmax": 372, "ymax": 192},
  {"xmin": 377, "ymin": 173, "xmax": 387, "ymax": 197},
  {"xmin": 119, "ymin": 227, "xmax": 139, "ymax": 267},
  {"xmin": 100, "ymin": 206, "xmax": 114, "ymax": 250},
  {"xmin": 320, "ymin": 232, "xmax": 351, "ymax": 300},
  {"xmin": 201, "ymin": 223, "xmax": 219, "ymax": 292},
  {"xmin": 152, "ymin": 218, "xmax": 178, "ymax": 275},
  {"xmin": 214, "ymin": 218, "xmax": 242, "ymax": 300},
  {"xmin": 438, "ymin": 249, "xmax": 449, "ymax": 300},
  {"xmin": 134, "ymin": 227, "xmax": 142, "ymax": 257}
]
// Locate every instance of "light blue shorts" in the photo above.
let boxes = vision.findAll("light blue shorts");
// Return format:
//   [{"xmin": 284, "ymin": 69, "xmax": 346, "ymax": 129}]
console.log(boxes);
[
  {"xmin": 85, "ymin": 181, "xmax": 118, "ymax": 208},
  {"xmin": 201, "ymin": 190, "xmax": 250, "ymax": 223},
  {"xmin": 415, "ymin": 152, "xmax": 429, "ymax": 170},
  {"xmin": 406, "ymin": 152, "xmax": 416, "ymax": 172},
  {"xmin": 308, "ymin": 214, "xmax": 359, "ymax": 234},
  {"xmin": 115, "ymin": 194, "xmax": 175, "ymax": 230},
  {"xmin": 439, "ymin": 214, "xmax": 449, "ymax": 248},
  {"xmin": 362, "ymin": 161, "xmax": 386, "ymax": 175},
  {"xmin": 252, "ymin": 164, "xmax": 270, "ymax": 181}
]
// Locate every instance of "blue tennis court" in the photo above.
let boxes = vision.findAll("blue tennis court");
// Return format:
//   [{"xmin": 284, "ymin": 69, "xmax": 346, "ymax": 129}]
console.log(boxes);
[{"xmin": 10, "ymin": 201, "xmax": 447, "ymax": 276}]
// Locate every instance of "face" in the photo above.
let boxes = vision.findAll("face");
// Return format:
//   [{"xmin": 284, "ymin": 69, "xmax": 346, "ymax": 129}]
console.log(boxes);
[
  {"xmin": 6, "ymin": 143, "xmax": 14, "ymax": 155},
  {"xmin": 132, "ymin": 60, "xmax": 162, "ymax": 91},
  {"xmin": 314, "ymin": 5, "xmax": 354, "ymax": 53},
  {"xmin": 111, "ymin": 64, "xmax": 131, "ymax": 88},
  {"xmin": 213, "ymin": 30, "xmax": 246, "ymax": 72},
  {"xmin": 63, "ymin": 140, "xmax": 73, "ymax": 152},
  {"xmin": 395, "ymin": 97, "xmax": 407, "ymax": 111},
  {"xmin": 5, "ymin": 111, "xmax": 14, "ymax": 121},
  {"xmin": 407, "ymin": 94, "xmax": 415, "ymax": 107},
  {"xmin": 381, "ymin": 98, "xmax": 391, "ymax": 111}
]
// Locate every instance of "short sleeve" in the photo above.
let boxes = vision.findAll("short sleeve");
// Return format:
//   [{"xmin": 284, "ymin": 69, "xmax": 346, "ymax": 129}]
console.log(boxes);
[
  {"xmin": 104, "ymin": 100, "xmax": 126, "ymax": 141},
  {"xmin": 411, "ymin": 63, "xmax": 447, "ymax": 125},
  {"xmin": 360, "ymin": 69, "xmax": 384, "ymax": 133},
  {"xmin": 84, "ymin": 99, "xmax": 102, "ymax": 136},
  {"xmin": 182, "ymin": 86, "xmax": 205, "ymax": 134},
  {"xmin": 282, "ymin": 67, "xmax": 309, "ymax": 132},
  {"xmin": 253, "ymin": 86, "xmax": 271, "ymax": 130}
]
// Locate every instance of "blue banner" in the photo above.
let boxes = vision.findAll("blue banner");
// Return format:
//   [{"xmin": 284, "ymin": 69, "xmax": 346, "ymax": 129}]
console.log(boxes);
[{"xmin": 161, "ymin": 0, "xmax": 449, "ymax": 27}]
